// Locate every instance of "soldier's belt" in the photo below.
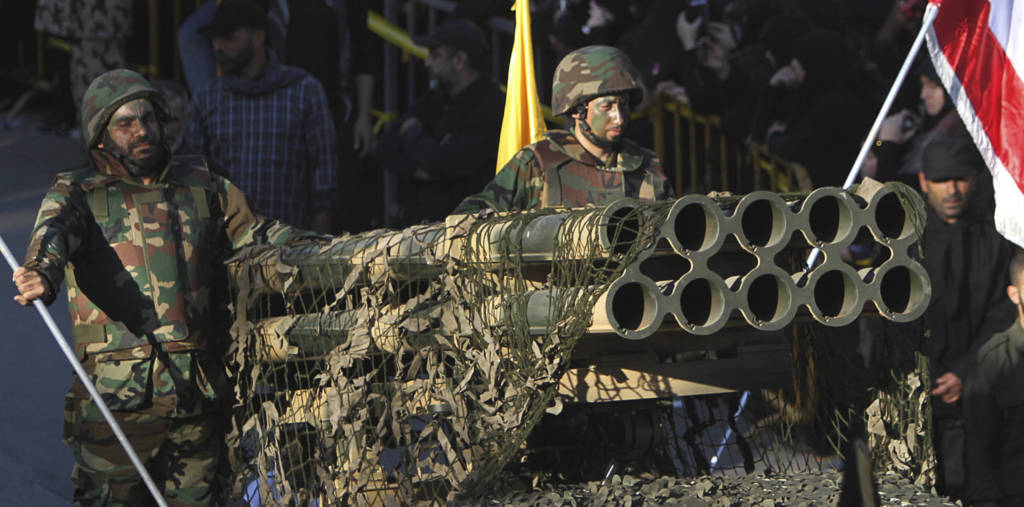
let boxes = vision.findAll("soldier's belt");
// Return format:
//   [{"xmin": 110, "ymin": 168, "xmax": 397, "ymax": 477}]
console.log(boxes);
[{"xmin": 72, "ymin": 323, "xmax": 202, "ymax": 354}]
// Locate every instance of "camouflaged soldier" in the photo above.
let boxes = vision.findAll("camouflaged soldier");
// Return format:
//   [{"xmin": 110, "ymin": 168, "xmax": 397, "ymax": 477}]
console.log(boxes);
[
  {"xmin": 453, "ymin": 45, "xmax": 674, "ymax": 212},
  {"xmin": 11, "ymin": 69, "xmax": 318, "ymax": 505}
]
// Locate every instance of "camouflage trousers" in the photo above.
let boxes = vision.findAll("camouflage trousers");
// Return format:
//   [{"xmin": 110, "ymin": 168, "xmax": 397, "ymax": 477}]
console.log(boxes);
[{"xmin": 63, "ymin": 396, "xmax": 223, "ymax": 506}]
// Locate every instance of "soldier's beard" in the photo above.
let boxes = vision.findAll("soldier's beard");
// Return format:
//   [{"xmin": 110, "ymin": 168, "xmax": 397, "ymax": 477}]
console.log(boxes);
[
  {"xmin": 578, "ymin": 121, "xmax": 623, "ymax": 151},
  {"xmin": 102, "ymin": 131, "xmax": 170, "ymax": 178}
]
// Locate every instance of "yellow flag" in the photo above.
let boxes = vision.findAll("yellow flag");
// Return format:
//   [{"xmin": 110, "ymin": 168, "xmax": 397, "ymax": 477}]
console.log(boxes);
[{"xmin": 495, "ymin": 0, "xmax": 547, "ymax": 173}]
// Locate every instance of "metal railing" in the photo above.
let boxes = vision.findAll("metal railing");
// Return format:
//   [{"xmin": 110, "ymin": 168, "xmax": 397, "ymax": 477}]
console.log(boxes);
[{"xmin": 648, "ymin": 100, "xmax": 812, "ymax": 194}]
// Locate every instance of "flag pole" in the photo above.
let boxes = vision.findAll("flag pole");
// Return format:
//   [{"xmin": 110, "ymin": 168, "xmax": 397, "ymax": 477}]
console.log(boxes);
[
  {"xmin": 804, "ymin": 5, "xmax": 940, "ymax": 270},
  {"xmin": 722, "ymin": 5, "xmax": 944, "ymax": 478},
  {"xmin": 1, "ymin": 234, "xmax": 168, "ymax": 507}
]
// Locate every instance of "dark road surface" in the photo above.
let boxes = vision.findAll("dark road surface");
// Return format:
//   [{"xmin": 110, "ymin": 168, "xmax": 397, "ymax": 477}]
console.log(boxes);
[{"xmin": 0, "ymin": 110, "xmax": 87, "ymax": 504}]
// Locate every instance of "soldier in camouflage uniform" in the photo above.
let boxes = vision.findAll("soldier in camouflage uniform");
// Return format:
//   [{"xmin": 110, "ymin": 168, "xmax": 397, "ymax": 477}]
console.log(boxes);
[
  {"xmin": 453, "ymin": 45, "xmax": 674, "ymax": 213},
  {"xmin": 11, "ymin": 69, "xmax": 318, "ymax": 506}
]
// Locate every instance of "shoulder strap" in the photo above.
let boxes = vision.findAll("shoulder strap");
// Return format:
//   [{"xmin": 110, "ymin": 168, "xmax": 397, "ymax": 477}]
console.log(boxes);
[
  {"xmin": 620, "ymin": 152, "xmax": 657, "ymax": 201},
  {"xmin": 166, "ymin": 155, "xmax": 215, "ymax": 220},
  {"xmin": 541, "ymin": 165, "xmax": 563, "ymax": 208},
  {"xmin": 190, "ymin": 186, "xmax": 210, "ymax": 219},
  {"xmin": 185, "ymin": 158, "xmax": 212, "ymax": 219},
  {"xmin": 89, "ymin": 186, "xmax": 109, "ymax": 220},
  {"xmin": 638, "ymin": 169, "xmax": 656, "ymax": 201},
  {"xmin": 531, "ymin": 138, "xmax": 573, "ymax": 208}
]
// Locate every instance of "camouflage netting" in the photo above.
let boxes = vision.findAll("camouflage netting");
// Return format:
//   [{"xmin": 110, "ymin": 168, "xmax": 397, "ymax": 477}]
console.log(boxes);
[
  {"xmin": 774, "ymin": 184, "xmax": 934, "ymax": 486},
  {"xmin": 223, "ymin": 189, "xmax": 933, "ymax": 504},
  {"xmin": 225, "ymin": 202, "xmax": 665, "ymax": 504},
  {"xmin": 763, "ymin": 185, "xmax": 933, "ymax": 486}
]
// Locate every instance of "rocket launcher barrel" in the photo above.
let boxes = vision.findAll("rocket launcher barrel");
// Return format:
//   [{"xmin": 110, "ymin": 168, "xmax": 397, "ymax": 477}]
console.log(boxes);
[
  {"xmin": 466, "ymin": 199, "xmax": 643, "ymax": 263},
  {"xmin": 231, "ymin": 200, "xmax": 645, "ymax": 299},
  {"xmin": 232, "ymin": 179, "xmax": 930, "ymax": 340},
  {"xmin": 486, "ymin": 276, "xmax": 669, "ymax": 339}
]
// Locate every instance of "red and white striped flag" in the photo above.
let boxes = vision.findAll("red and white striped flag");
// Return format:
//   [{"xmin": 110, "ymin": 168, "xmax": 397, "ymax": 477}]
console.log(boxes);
[{"xmin": 926, "ymin": 0, "xmax": 1024, "ymax": 247}]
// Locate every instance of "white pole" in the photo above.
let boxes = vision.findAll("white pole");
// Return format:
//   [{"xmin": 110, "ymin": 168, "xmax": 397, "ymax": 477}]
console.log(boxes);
[
  {"xmin": 1, "ymin": 234, "xmax": 168, "ymax": 507},
  {"xmin": 805, "ymin": 5, "xmax": 940, "ymax": 270},
  {"xmin": 709, "ymin": 390, "xmax": 749, "ymax": 473}
]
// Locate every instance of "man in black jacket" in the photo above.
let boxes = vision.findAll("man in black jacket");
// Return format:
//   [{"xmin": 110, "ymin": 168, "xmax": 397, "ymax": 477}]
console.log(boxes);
[
  {"xmin": 375, "ymin": 19, "xmax": 505, "ymax": 226},
  {"xmin": 918, "ymin": 137, "xmax": 1017, "ymax": 502},
  {"xmin": 965, "ymin": 248, "xmax": 1024, "ymax": 506}
]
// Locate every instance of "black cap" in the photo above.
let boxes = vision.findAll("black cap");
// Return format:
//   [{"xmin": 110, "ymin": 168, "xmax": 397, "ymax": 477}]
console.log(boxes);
[
  {"xmin": 199, "ymin": 0, "xmax": 267, "ymax": 37},
  {"xmin": 921, "ymin": 138, "xmax": 985, "ymax": 180},
  {"xmin": 412, "ymin": 19, "xmax": 488, "ymax": 56}
]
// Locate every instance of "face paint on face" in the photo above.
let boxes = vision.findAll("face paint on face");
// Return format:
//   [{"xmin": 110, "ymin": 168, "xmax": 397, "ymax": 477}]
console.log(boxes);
[
  {"xmin": 103, "ymin": 98, "xmax": 167, "ymax": 177},
  {"xmin": 579, "ymin": 94, "xmax": 631, "ymax": 150}
]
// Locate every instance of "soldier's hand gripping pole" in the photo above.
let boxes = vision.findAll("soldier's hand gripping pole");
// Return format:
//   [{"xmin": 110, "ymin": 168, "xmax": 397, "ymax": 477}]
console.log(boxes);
[{"xmin": 0, "ymin": 234, "xmax": 168, "ymax": 507}]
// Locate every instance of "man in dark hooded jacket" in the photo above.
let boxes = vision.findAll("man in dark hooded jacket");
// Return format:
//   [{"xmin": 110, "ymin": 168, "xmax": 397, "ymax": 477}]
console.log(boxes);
[
  {"xmin": 12, "ymin": 68, "xmax": 319, "ymax": 505},
  {"xmin": 183, "ymin": 0, "xmax": 338, "ymax": 233}
]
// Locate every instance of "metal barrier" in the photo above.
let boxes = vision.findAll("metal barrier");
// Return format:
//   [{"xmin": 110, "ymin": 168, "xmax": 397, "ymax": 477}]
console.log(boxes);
[
  {"xmin": 649, "ymin": 99, "xmax": 812, "ymax": 195},
  {"xmin": 749, "ymin": 141, "xmax": 814, "ymax": 193}
]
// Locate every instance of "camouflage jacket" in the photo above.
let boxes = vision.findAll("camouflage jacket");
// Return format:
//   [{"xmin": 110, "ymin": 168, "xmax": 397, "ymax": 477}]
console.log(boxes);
[
  {"xmin": 34, "ymin": 0, "xmax": 133, "ymax": 40},
  {"xmin": 452, "ymin": 128, "xmax": 673, "ymax": 213},
  {"xmin": 24, "ymin": 151, "xmax": 313, "ymax": 417}
]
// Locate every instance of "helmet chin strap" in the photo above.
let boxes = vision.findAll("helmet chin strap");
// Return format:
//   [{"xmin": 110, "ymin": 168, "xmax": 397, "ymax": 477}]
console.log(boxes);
[
  {"xmin": 574, "ymin": 105, "xmax": 620, "ymax": 152},
  {"xmin": 575, "ymin": 105, "xmax": 592, "ymax": 133},
  {"xmin": 101, "ymin": 131, "xmax": 170, "ymax": 178}
]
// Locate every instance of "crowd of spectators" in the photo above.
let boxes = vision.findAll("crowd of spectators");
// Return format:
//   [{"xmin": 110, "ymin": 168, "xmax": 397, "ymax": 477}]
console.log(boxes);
[
  {"xmin": 522, "ymin": 0, "xmax": 927, "ymax": 189},
  {"xmin": 19, "ymin": 0, "xmax": 950, "ymax": 221},
  {"xmin": 16, "ymin": 0, "xmax": 1024, "ymax": 504}
]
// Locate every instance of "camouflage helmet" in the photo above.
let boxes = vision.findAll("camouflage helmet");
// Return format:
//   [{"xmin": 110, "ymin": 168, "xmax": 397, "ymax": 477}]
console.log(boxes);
[
  {"xmin": 81, "ymin": 69, "xmax": 169, "ymax": 148},
  {"xmin": 551, "ymin": 45, "xmax": 644, "ymax": 116}
]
